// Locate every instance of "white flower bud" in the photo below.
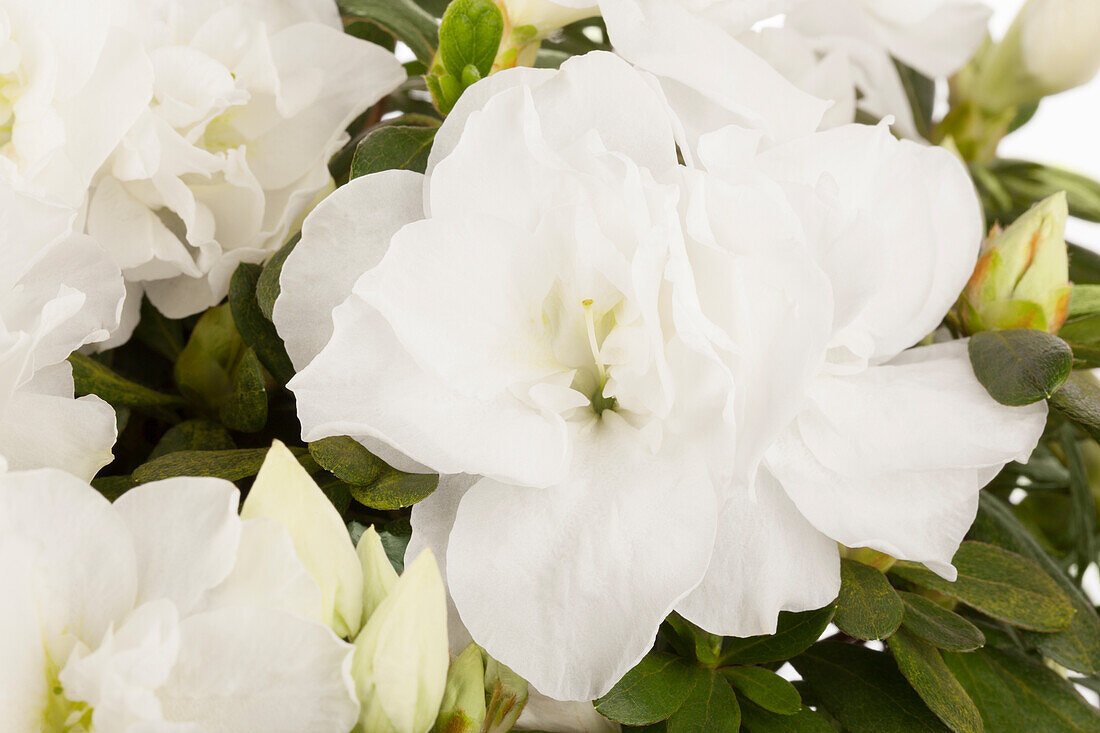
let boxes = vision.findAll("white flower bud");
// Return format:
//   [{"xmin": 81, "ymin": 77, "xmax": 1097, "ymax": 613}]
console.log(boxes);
[
  {"xmin": 498, "ymin": 0, "xmax": 598, "ymax": 37},
  {"xmin": 357, "ymin": 525, "xmax": 398, "ymax": 622},
  {"xmin": 1019, "ymin": 0, "xmax": 1100, "ymax": 95}
]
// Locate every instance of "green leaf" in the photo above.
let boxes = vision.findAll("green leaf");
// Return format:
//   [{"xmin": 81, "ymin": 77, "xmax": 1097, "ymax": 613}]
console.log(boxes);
[
  {"xmin": 173, "ymin": 305, "xmax": 242, "ymax": 412},
  {"xmin": 256, "ymin": 233, "xmax": 299, "ymax": 321},
  {"xmin": 889, "ymin": 628, "xmax": 983, "ymax": 733},
  {"xmin": 890, "ymin": 541, "xmax": 1075, "ymax": 632},
  {"xmin": 893, "ymin": 60, "xmax": 935, "ymax": 140},
  {"xmin": 379, "ymin": 518, "xmax": 412, "ymax": 574},
  {"xmin": 969, "ymin": 493, "xmax": 1100, "ymax": 674},
  {"xmin": 308, "ymin": 436, "xmax": 384, "ymax": 485},
  {"xmin": 91, "ymin": 474, "xmax": 137, "ymax": 501},
  {"xmin": 1050, "ymin": 371, "xmax": 1100, "ymax": 443},
  {"xmin": 69, "ymin": 352, "xmax": 184, "ymax": 409},
  {"xmin": 666, "ymin": 669, "xmax": 740, "ymax": 733},
  {"xmin": 228, "ymin": 262, "xmax": 295, "ymax": 385},
  {"xmin": 149, "ymin": 420, "xmax": 234, "ymax": 460},
  {"xmin": 720, "ymin": 667, "xmax": 800, "ymax": 716},
  {"xmin": 720, "ymin": 603, "xmax": 836, "ymax": 665},
  {"xmin": 898, "ymin": 592, "xmax": 985, "ymax": 652},
  {"xmin": 1070, "ymin": 243, "xmax": 1100, "ymax": 285},
  {"xmin": 349, "ymin": 466, "xmax": 437, "ymax": 510},
  {"xmin": 835, "ymin": 558, "xmax": 904, "ymax": 641},
  {"xmin": 967, "ymin": 329, "xmax": 1072, "ymax": 406},
  {"xmin": 350, "ymin": 124, "xmax": 436, "ymax": 179},
  {"xmin": 1061, "ymin": 425, "xmax": 1099, "ymax": 580},
  {"xmin": 218, "ymin": 347, "xmax": 267, "ymax": 433},
  {"xmin": 792, "ymin": 641, "xmax": 950, "ymax": 732},
  {"xmin": 132, "ymin": 297, "xmax": 185, "ymax": 361},
  {"xmin": 594, "ymin": 652, "xmax": 698, "ymax": 725},
  {"xmin": 739, "ymin": 699, "xmax": 834, "ymax": 733},
  {"xmin": 1068, "ymin": 284, "xmax": 1100, "ymax": 318},
  {"xmin": 338, "ymin": 0, "xmax": 438, "ymax": 64},
  {"xmin": 438, "ymin": 0, "xmax": 503, "ymax": 81},
  {"xmin": 944, "ymin": 647, "xmax": 1100, "ymax": 731},
  {"xmin": 133, "ymin": 448, "xmax": 271, "ymax": 483},
  {"xmin": 986, "ymin": 159, "xmax": 1100, "ymax": 223}
]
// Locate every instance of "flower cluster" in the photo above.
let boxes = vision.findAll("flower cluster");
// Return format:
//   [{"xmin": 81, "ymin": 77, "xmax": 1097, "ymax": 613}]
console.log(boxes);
[{"xmin": 4, "ymin": 0, "xmax": 1100, "ymax": 731}]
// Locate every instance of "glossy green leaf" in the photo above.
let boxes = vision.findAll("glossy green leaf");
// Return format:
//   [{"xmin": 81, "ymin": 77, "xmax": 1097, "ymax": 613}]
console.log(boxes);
[
  {"xmin": 720, "ymin": 603, "xmax": 836, "ymax": 665},
  {"xmin": 967, "ymin": 329, "xmax": 1072, "ymax": 406},
  {"xmin": 721, "ymin": 666, "xmax": 800, "ymax": 716},
  {"xmin": 149, "ymin": 420, "xmax": 234, "ymax": 460},
  {"xmin": 338, "ymin": 0, "xmax": 438, "ymax": 64},
  {"xmin": 594, "ymin": 652, "xmax": 698, "ymax": 725},
  {"xmin": 350, "ymin": 124, "xmax": 436, "ymax": 179},
  {"xmin": 890, "ymin": 541, "xmax": 1075, "ymax": 632},
  {"xmin": 835, "ymin": 559, "xmax": 904, "ymax": 641},
  {"xmin": 218, "ymin": 347, "xmax": 267, "ymax": 433},
  {"xmin": 739, "ymin": 699, "xmax": 834, "ymax": 733},
  {"xmin": 438, "ymin": 0, "xmax": 503, "ymax": 81},
  {"xmin": 308, "ymin": 436, "xmax": 384, "ymax": 486},
  {"xmin": 666, "ymin": 669, "xmax": 740, "ymax": 733},
  {"xmin": 969, "ymin": 493, "xmax": 1100, "ymax": 673},
  {"xmin": 349, "ymin": 466, "xmax": 437, "ymax": 510},
  {"xmin": 898, "ymin": 592, "xmax": 985, "ymax": 652},
  {"xmin": 256, "ymin": 233, "xmax": 299, "ymax": 320},
  {"xmin": 889, "ymin": 628, "xmax": 983, "ymax": 733},
  {"xmin": 792, "ymin": 641, "xmax": 950, "ymax": 732},
  {"xmin": 228, "ymin": 262, "xmax": 295, "ymax": 385},
  {"xmin": 944, "ymin": 647, "xmax": 1100, "ymax": 731},
  {"xmin": 69, "ymin": 352, "xmax": 184, "ymax": 409}
]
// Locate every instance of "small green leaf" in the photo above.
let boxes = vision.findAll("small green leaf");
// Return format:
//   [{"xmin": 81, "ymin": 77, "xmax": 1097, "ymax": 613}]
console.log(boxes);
[
  {"xmin": 792, "ymin": 641, "xmax": 950, "ymax": 733},
  {"xmin": 594, "ymin": 652, "xmax": 698, "ymax": 725},
  {"xmin": 1068, "ymin": 284, "xmax": 1100, "ymax": 318},
  {"xmin": 1049, "ymin": 371, "xmax": 1100, "ymax": 443},
  {"xmin": 133, "ymin": 448, "xmax": 271, "ymax": 483},
  {"xmin": 256, "ymin": 233, "xmax": 299, "ymax": 321},
  {"xmin": 721, "ymin": 667, "xmax": 800, "ymax": 716},
  {"xmin": 132, "ymin": 297, "xmax": 185, "ymax": 361},
  {"xmin": 91, "ymin": 474, "xmax": 137, "ymax": 501},
  {"xmin": 308, "ymin": 436, "xmax": 384, "ymax": 486},
  {"xmin": 967, "ymin": 329, "xmax": 1072, "ymax": 406},
  {"xmin": 218, "ymin": 347, "xmax": 267, "ymax": 433},
  {"xmin": 720, "ymin": 603, "xmax": 836, "ymax": 666},
  {"xmin": 969, "ymin": 493, "xmax": 1100, "ymax": 674},
  {"xmin": 350, "ymin": 124, "xmax": 436, "ymax": 179},
  {"xmin": 835, "ymin": 559, "xmax": 904, "ymax": 641},
  {"xmin": 337, "ymin": 0, "xmax": 438, "ymax": 64},
  {"xmin": 890, "ymin": 541, "xmax": 1075, "ymax": 632},
  {"xmin": 349, "ymin": 466, "xmax": 437, "ymax": 510},
  {"xmin": 666, "ymin": 669, "xmax": 740, "ymax": 733},
  {"xmin": 438, "ymin": 0, "xmax": 503, "ymax": 81},
  {"xmin": 944, "ymin": 647, "xmax": 1100, "ymax": 731},
  {"xmin": 379, "ymin": 519, "xmax": 412, "ymax": 574},
  {"xmin": 173, "ymin": 305, "xmax": 242, "ymax": 412},
  {"xmin": 69, "ymin": 352, "xmax": 185, "ymax": 409},
  {"xmin": 150, "ymin": 420, "xmax": 234, "ymax": 460},
  {"xmin": 898, "ymin": 592, "xmax": 985, "ymax": 652},
  {"xmin": 739, "ymin": 699, "xmax": 834, "ymax": 733},
  {"xmin": 1070, "ymin": 243, "xmax": 1100, "ymax": 285},
  {"xmin": 228, "ymin": 262, "xmax": 295, "ymax": 385},
  {"xmin": 889, "ymin": 628, "xmax": 983, "ymax": 733}
]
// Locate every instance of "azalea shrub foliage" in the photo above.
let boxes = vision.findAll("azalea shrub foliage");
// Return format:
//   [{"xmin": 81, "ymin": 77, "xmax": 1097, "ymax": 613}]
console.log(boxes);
[{"xmin": 9, "ymin": 0, "xmax": 1100, "ymax": 731}]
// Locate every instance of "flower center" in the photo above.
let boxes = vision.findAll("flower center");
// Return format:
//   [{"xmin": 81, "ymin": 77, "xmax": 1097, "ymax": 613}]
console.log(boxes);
[
  {"xmin": 579, "ymin": 298, "xmax": 617, "ymax": 416},
  {"xmin": 41, "ymin": 656, "xmax": 92, "ymax": 733}
]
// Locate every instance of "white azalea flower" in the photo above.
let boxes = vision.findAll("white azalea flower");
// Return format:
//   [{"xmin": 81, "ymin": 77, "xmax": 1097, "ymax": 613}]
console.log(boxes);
[
  {"xmin": 275, "ymin": 52, "xmax": 1044, "ymax": 701},
  {"xmin": 0, "ymin": 184, "xmax": 124, "ymax": 480},
  {"xmin": 86, "ymin": 0, "xmax": 406, "ymax": 324},
  {"xmin": 0, "ymin": 469, "xmax": 358, "ymax": 733},
  {"xmin": 0, "ymin": 0, "xmax": 152, "ymax": 205}
]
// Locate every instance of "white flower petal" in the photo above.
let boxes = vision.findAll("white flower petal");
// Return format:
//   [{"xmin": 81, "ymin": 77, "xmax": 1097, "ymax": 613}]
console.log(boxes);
[
  {"xmin": 446, "ymin": 414, "xmax": 716, "ymax": 701},
  {"xmin": 0, "ymin": 389, "xmax": 116, "ymax": 482}
]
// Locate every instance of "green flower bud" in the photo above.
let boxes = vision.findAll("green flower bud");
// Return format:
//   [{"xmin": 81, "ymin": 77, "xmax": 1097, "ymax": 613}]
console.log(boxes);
[
  {"xmin": 482, "ymin": 654, "xmax": 529, "ymax": 733},
  {"xmin": 433, "ymin": 644, "xmax": 487, "ymax": 733},
  {"xmin": 357, "ymin": 524, "xmax": 398, "ymax": 623},
  {"xmin": 957, "ymin": 192, "xmax": 1071, "ymax": 334}
]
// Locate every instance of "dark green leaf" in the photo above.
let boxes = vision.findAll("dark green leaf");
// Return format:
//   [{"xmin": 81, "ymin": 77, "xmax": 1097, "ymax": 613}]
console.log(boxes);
[
  {"xmin": 720, "ymin": 603, "xmax": 836, "ymax": 665},
  {"xmin": 1070, "ymin": 243, "xmax": 1100, "ymax": 285},
  {"xmin": 1050, "ymin": 371, "xmax": 1100, "ymax": 444},
  {"xmin": 228, "ymin": 262, "xmax": 295, "ymax": 385},
  {"xmin": 890, "ymin": 541, "xmax": 1075, "ymax": 632},
  {"xmin": 835, "ymin": 559, "xmax": 904, "ymax": 641},
  {"xmin": 967, "ymin": 329, "xmax": 1072, "ymax": 406},
  {"xmin": 898, "ymin": 592, "xmax": 985, "ymax": 652},
  {"xmin": 379, "ymin": 518, "xmax": 412, "ymax": 574},
  {"xmin": 132, "ymin": 297, "xmax": 185, "ymax": 361},
  {"xmin": 91, "ymin": 474, "xmax": 137, "ymax": 501},
  {"xmin": 720, "ymin": 667, "xmax": 800, "ymax": 716},
  {"xmin": 666, "ymin": 669, "xmax": 740, "ymax": 733},
  {"xmin": 969, "ymin": 493, "xmax": 1100, "ymax": 673},
  {"xmin": 150, "ymin": 420, "xmax": 234, "ymax": 460},
  {"xmin": 133, "ymin": 448, "xmax": 270, "ymax": 483},
  {"xmin": 986, "ymin": 159, "xmax": 1100, "ymax": 223},
  {"xmin": 893, "ymin": 60, "xmax": 935, "ymax": 140},
  {"xmin": 594, "ymin": 652, "xmax": 698, "ymax": 725},
  {"xmin": 944, "ymin": 647, "xmax": 1100, "ymax": 731},
  {"xmin": 69, "ymin": 352, "xmax": 184, "ymax": 409},
  {"xmin": 350, "ymin": 125, "xmax": 436, "ymax": 179},
  {"xmin": 794, "ymin": 641, "xmax": 949, "ymax": 732},
  {"xmin": 889, "ymin": 628, "xmax": 983, "ymax": 733},
  {"xmin": 739, "ymin": 699, "xmax": 834, "ymax": 733},
  {"xmin": 309, "ymin": 436, "xmax": 384, "ymax": 486},
  {"xmin": 1061, "ymin": 425, "xmax": 1098, "ymax": 581},
  {"xmin": 173, "ymin": 305, "xmax": 242, "ymax": 412},
  {"xmin": 218, "ymin": 347, "xmax": 267, "ymax": 433},
  {"xmin": 315, "ymin": 473, "xmax": 352, "ymax": 515},
  {"xmin": 438, "ymin": 0, "xmax": 503, "ymax": 80},
  {"xmin": 256, "ymin": 233, "xmax": 299, "ymax": 321},
  {"xmin": 338, "ymin": 0, "xmax": 438, "ymax": 64}
]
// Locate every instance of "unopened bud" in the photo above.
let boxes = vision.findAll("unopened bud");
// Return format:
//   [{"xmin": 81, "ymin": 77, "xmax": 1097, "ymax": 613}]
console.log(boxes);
[
  {"xmin": 497, "ymin": 0, "xmax": 598, "ymax": 38},
  {"xmin": 357, "ymin": 525, "xmax": 398, "ymax": 622},
  {"xmin": 482, "ymin": 654, "xmax": 529, "ymax": 733},
  {"xmin": 957, "ymin": 192, "xmax": 1071, "ymax": 334},
  {"xmin": 434, "ymin": 644, "xmax": 487, "ymax": 733}
]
